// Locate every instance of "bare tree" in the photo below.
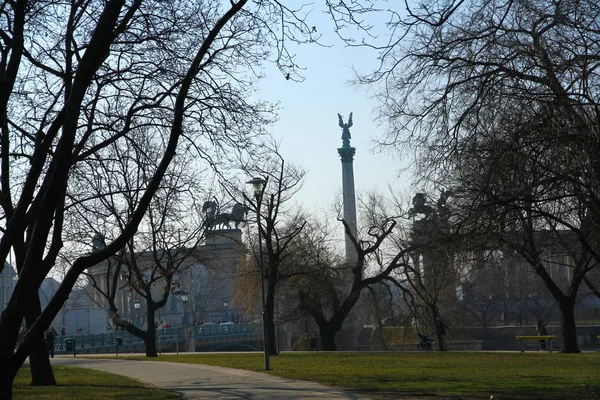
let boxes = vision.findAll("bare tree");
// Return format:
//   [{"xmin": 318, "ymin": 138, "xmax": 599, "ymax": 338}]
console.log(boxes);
[
  {"xmin": 331, "ymin": 0, "xmax": 600, "ymax": 353},
  {"xmin": 294, "ymin": 194, "xmax": 414, "ymax": 350},
  {"xmin": 398, "ymin": 191, "xmax": 459, "ymax": 351},
  {"xmin": 0, "ymin": 0, "xmax": 319, "ymax": 397},
  {"xmin": 583, "ymin": 267, "xmax": 600, "ymax": 300},
  {"xmin": 225, "ymin": 145, "xmax": 308, "ymax": 355},
  {"xmin": 188, "ymin": 263, "xmax": 220, "ymax": 325},
  {"xmin": 72, "ymin": 146, "xmax": 207, "ymax": 357}
]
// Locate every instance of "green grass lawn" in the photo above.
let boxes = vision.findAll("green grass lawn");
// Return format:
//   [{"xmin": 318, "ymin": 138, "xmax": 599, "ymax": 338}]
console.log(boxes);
[
  {"xmin": 122, "ymin": 351, "xmax": 600, "ymax": 399},
  {"xmin": 14, "ymin": 352, "xmax": 600, "ymax": 399},
  {"xmin": 14, "ymin": 365, "xmax": 181, "ymax": 400}
]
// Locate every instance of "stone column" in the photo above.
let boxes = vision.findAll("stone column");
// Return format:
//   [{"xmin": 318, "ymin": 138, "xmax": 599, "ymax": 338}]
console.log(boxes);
[{"xmin": 338, "ymin": 145, "xmax": 358, "ymax": 265}]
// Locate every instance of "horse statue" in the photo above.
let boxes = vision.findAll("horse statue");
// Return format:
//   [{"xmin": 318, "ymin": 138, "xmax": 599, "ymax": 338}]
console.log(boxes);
[{"xmin": 205, "ymin": 202, "xmax": 250, "ymax": 230}]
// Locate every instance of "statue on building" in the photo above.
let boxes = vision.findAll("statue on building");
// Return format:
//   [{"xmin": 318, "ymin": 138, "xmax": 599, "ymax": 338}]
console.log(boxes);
[
  {"xmin": 203, "ymin": 201, "xmax": 250, "ymax": 230},
  {"xmin": 437, "ymin": 188, "xmax": 452, "ymax": 209},
  {"xmin": 202, "ymin": 200, "xmax": 218, "ymax": 221},
  {"xmin": 409, "ymin": 189, "xmax": 453, "ymax": 221},
  {"xmin": 91, "ymin": 233, "xmax": 106, "ymax": 252},
  {"xmin": 409, "ymin": 192, "xmax": 433, "ymax": 217},
  {"xmin": 436, "ymin": 188, "xmax": 452, "ymax": 221},
  {"xmin": 338, "ymin": 112, "xmax": 353, "ymax": 147}
]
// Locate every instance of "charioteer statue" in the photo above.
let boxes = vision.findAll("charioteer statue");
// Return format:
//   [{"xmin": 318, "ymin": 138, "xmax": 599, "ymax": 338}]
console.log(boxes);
[{"xmin": 202, "ymin": 199, "xmax": 250, "ymax": 230}]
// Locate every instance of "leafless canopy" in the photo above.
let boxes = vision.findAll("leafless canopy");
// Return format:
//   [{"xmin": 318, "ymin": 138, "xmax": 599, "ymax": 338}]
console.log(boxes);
[{"xmin": 0, "ymin": 0, "xmax": 322, "ymax": 393}]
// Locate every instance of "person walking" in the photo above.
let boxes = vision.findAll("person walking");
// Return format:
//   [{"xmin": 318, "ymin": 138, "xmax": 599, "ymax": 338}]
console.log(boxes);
[
  {"xmin": 45, "ymin": 327, "xmax": 57, "ymax": 358},
  {"xmin": 436, "ymin": 316, "xmax": 448, "ymax": 351},
  {"xmin": 536, "ymin": 320, "xmax": 548, "ymax": 351}
]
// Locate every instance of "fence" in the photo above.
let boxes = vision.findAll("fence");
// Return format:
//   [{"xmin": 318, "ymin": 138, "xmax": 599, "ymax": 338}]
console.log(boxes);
[{"xmin": 53, "ymin": 324, "xmax": 261, "ymax": 354}]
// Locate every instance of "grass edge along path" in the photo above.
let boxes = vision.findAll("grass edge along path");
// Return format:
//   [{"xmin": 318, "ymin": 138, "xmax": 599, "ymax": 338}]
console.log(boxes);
[
  {"xmin": 121, "ymin": 351, "xmax": 600, "ymax": 399},
  {"xmin": 14, "ymin": 365, "xmax": 181, "ymax": 400}
]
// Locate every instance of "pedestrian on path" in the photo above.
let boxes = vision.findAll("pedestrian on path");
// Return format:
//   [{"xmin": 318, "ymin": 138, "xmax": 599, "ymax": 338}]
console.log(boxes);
[
  {"xmin": 45, "ymin": 326, "xmax": 57, "ymax": 358},
  {"xmin": 536, "ymin": 320, "xmax": 548, "ymax": 351},
  {"xmin": 436, "ymin": 316, "xmax": 448, "ymax": 351}
]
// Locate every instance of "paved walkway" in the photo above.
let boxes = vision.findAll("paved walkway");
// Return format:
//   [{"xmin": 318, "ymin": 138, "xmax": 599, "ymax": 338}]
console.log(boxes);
[{"xmin": 52, "ymin": 356, "xmax": 370, "ymax": 399}]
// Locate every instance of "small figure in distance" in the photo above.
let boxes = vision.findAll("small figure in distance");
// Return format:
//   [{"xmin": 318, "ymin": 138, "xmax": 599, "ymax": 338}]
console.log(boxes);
[
  {"xmin": 45, "ymin": 326, "xmax": 57, "ymax": 358},
  {"xmin": 436, "ymin": 316, "xmax": 448, "ymax": 351},
  {"xmin": 536, "ymin": 319, "xmax": 548, "ymax": 351}
]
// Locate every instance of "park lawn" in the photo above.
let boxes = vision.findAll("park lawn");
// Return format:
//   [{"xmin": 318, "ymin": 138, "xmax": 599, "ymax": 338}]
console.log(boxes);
[
  {"xmin": 123, "ymin": 352, "xmax": 600, "ymax": 399},
  {"xmin": 14, "ymin": 365, "xmax": 181, "ymax": 400}
]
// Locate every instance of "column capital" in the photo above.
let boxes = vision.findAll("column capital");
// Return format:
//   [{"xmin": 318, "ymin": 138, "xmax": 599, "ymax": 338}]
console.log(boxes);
[{"xmin": 337, "ymin": 147, "xmax": 356, "ymax": 162}]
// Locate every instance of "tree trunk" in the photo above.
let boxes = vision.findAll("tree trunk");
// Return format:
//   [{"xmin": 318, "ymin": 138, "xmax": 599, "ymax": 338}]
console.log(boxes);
[
  {"xmin": 144, "ymin": 310, "xmax": 158, "ymax": 357},
  {"xmin": 430, "ymin": 305, "xmax": 448, "ymax": 351},
  {"xmin": 0, "ymin": 345, "xmax": 16, "ymax": 400},
  {"xmin": 0, "ymin": 360, "xmax": 14, "ymax": 400},
  {"xmin": 318, "ymin": 324, "xmax": 337, "ymax": 351},
  {"xmin": 265, "ymin": 310, "xmax": 277, "ymax": 355},
  {"xmin": 0, "ymin": 300, "xmax": 24, "ymax": 400},
  {"xmin": 532, "ymin": 258, "xmax": 582, "ymax": 354},
  {"xmin": 27, "ymin": 334, "xmax": 55, "ymax": 385},
  {"xmin": 558, "ymin": 297, "xmax": 580, "ymax": 353},
  {"xmin": 144, "ymin": 334, "xmax": 158, "ymax": 357},
  {"xmin": 25, "ymin": 295, "xmax": 56, "ymax": 386}
]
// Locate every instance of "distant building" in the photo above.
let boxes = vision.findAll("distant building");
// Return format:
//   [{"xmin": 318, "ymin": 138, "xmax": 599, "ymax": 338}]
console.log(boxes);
[
  {"xmin": 86, "ymin": 230, "xmax": 244, "ymax": 328},
  {"xmin": 1, "ymin": 261, "xmax": 16, "ymax": 315},
  {"xmin": 39, "ymin": 277, "xmax": 61, "ymax": 310},
  {"xmin": 454, "ymin": 230, "xmax": 600, "ymax": 325}
]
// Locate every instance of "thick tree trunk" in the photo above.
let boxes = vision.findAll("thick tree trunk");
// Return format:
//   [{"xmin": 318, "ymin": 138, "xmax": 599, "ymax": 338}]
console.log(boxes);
[
  {"xmin": 318, "ymin": 325, "xmax": 337, "ymax": 351},
  {"xmin": 532, "ymin": 257, "xmax": 582, "ymax": 354},
  {"xmin": 0, "ymin": 300, "xmax": 24, "ymax": 400},
  {"xmin": 144, "ymin": 310, "xmax": 158, "ymax": 357},
  {"xmin": 558, "ymin": 297, "xmax": 580, "ymax": 353},
  {"xmin": 144, "ymin": 335, "xmax": 158, "ymax": 357},
  {"xmin": 299, "ymin": 286, "xmax": 363, "ymax": 353},
  {"xmin": 0, "ymin": 360, "xmax": 14, "ymax": 400},
  {"xmin": 26, "ymin": 295, "xmax": 56, "ymax": 386},
  {"xmin": 28, "ymin": 335, "xmax": 55, "ymax": 385},
  {"xmin": 0, "ymin": 344, "xmax": 16, "ymax": 400},
  {"xmin": 1, "ymin": 272, "xmax": 55, "ymax": 399}
]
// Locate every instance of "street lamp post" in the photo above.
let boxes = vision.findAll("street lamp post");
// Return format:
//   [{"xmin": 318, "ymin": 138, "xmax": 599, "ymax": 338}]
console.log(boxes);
[
  {"xmin": 133, "ymin": 299, "xmax": 141, "ymax": 327},
  {"xmin": 246, "ymin": 176, "xmax": 270, "ymax": 371},
  {"xmin": 181, "ymin": 292, "xmax": 189, "ymax": 326},
  {"xmin": 223, "ymin": 300, "xmax": 231, "ymax": 322}
]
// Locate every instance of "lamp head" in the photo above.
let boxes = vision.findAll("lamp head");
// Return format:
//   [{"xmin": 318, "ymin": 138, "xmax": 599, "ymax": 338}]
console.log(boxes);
[{"xmin": 246, "ymin": 177, "xmax": 267, "ymax": 197}]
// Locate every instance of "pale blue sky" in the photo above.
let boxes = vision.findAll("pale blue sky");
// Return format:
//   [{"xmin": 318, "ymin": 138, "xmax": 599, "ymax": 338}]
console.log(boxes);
[{"xmin": 256, "ymin": 8, "xmax": 413, "ymax": 213}]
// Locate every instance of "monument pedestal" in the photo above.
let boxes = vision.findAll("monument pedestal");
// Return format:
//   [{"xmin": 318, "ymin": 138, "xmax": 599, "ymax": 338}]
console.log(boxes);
[{"xmin": 205, "ymin": 229, "xmax": 242, "ymax": 246}]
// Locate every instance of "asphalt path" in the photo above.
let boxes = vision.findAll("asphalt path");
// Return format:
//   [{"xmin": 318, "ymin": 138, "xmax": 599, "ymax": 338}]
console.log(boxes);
[{"xmin": 51, "ymin": 356, "xmax": 370, "ymax": 399}]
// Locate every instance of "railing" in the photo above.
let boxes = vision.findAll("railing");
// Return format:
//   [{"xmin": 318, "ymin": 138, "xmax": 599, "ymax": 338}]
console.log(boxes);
[
  {"xmin": 195, "ymin": 323, "xmax": 254, "ymax": 337},
  {"xmin": 55, "ymin": 331, "xmax": 142, "ymax": 350},
  {"xmin": 54, "ymin": 325, "xmax": 261, "ymax": 354},
  {"xmin": 55, "ymin": 328, "xmax": 175, "ymax": 354}
]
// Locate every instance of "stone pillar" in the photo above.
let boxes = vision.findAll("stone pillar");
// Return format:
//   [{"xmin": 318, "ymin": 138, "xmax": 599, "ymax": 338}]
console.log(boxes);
[{"xmin": 338, "ymin": 144, "xmax": 358, "ymax": 265}]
